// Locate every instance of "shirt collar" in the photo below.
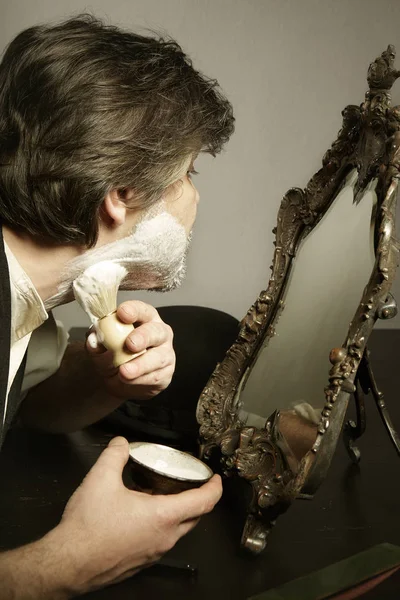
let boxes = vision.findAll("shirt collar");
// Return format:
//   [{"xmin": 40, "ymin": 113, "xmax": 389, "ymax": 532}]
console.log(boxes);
[{"xmin": 4, "ymin": 241, "xmax": 48, "ymax": 342}]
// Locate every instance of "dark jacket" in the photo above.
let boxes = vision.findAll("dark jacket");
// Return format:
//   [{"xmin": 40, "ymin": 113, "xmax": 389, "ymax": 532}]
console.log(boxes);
[{"xmin": 0, "ymin": 226, "xmax": 26, "ymax": 448}]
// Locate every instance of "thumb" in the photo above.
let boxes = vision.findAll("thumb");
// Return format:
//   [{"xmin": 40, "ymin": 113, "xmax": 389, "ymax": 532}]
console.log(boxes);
[
  {"xmin": 86, "ymin": 330, "xmax": 107, "ymax": 355},
  {"xmin": 89, "ymin": 437, "xmax": 130, "ymax": 484}
]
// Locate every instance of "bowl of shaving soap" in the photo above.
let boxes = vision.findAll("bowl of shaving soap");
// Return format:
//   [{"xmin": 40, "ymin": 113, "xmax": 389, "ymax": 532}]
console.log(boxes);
[{"xmin": 128, "ymin": 441, "xmax": 213, "ymax": 494}]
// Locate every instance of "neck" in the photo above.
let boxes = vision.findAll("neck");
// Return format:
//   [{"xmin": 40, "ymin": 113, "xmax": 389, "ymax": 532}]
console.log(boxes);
[{"xmin": 2, "ymin": 226, "xmax": 83, "ymax": 304}]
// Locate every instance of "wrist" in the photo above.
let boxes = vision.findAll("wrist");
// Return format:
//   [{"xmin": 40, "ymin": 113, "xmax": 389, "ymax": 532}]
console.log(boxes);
[
  {"xmin": 48, "ymin": 521, "xmax": 119, "ymax": 596},
  {"xmin": 0, "ymin": 529, "xmax": 76, "ymax": 600},
  {"xmin": 42, "ymin": 523, "xmax": 95, "ymax": 597},
  {"xmin": 33, "ymin": 527, "xmax": 78, "ymax": 598}
]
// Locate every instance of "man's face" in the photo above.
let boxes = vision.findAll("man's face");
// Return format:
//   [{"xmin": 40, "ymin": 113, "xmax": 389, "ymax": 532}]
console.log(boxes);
[
  {"xmin": 47, "ymin": 158, "xmax": 200, "ymax": 308},
  {"xmin": 46, "ymin": 156, "xmax": 200, "ymax": 309}
]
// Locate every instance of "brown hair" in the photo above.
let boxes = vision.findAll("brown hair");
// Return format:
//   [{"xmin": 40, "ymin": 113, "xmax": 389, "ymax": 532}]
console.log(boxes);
[{"xmin": 0, "ymin": 14, "xmax": 234, "ymax": 246}]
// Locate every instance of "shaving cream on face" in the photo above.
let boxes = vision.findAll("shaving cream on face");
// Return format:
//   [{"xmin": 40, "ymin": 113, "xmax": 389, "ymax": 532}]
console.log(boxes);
[{"xmin": 46, "ymin": 208, "xmax": 191, "ymax": 309}]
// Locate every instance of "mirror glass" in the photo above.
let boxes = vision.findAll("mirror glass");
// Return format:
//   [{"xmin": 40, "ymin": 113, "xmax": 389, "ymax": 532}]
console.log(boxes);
[{"xmin": 238, "ymin": 170, "xmax": 377, "ymax": 440}]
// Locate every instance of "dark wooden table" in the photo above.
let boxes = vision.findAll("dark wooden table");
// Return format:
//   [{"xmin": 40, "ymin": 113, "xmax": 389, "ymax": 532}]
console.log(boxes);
[{"xmin": 0, "ymin": 330, "xmax": 399, "ymax": 599}]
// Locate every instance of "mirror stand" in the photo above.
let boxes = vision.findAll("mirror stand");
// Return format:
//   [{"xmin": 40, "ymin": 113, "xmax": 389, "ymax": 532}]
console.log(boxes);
[
  {"xmin": 344, "ymin": 292, "xmax": 400, "ymax": 462},
  {"xmin": 345, "ymin": 356, "xmax": 400, "ymax": 464}
]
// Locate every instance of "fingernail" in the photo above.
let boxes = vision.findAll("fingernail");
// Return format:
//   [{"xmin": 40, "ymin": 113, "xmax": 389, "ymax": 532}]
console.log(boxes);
[
  {"xmin": 120, "ymin": 304, "xmax": 133, "ymax": 316},
  {"xmin": 127, "ymin": 335, "xmax": 142, "ymax": 350},
  {"xmin": 108, "ymin": 436, "xmax": 128, "ymax": 447},
  {"xmin": 87, "ymin": 332, "xmax": 98, "ymax": 349}
]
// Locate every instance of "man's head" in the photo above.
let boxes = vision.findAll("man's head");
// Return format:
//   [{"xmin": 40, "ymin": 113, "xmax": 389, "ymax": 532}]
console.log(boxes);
[{"xmin": 0, "ymin": 14, "xmax": 234, "ymax": 252}]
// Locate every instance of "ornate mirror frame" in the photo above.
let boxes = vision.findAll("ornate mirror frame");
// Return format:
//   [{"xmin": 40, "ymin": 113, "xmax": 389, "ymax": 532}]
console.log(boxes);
[{"xmin": 196, "ymin": 46, "xmax": 400, "ymax": 554}]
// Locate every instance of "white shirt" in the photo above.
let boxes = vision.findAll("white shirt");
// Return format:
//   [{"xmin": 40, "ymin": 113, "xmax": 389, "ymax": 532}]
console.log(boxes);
[{"xmin": 3, "ymin": 243, "xmax": 68, "ymax": 424}]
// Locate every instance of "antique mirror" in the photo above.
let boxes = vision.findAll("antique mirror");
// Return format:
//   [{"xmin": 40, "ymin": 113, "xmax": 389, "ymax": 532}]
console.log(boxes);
[{"xmin": 196, "ymin": 46, "xmax": 400, "ymax": 554}]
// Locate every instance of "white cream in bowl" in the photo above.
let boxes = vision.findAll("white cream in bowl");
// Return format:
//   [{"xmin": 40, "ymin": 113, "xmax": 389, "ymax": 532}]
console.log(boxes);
[{"xmin": 129, "ymin": 442, "xmax": 213, "ymax": 481}]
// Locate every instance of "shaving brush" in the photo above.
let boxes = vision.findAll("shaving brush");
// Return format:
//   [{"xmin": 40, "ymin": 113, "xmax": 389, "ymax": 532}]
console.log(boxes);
[{"xmin": 73, "ymin": 261, "xmax": 144, "ymax": 367}]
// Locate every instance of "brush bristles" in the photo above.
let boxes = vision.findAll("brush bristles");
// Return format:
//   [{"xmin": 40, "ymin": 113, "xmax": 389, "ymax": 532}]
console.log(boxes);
[
  {"xmin": 81, "ymin": 284, "xmax": 118, "ymax": 319},
  {"xmin": 73, "ymin": 261, "xmax": 128, "ymax": 321}
]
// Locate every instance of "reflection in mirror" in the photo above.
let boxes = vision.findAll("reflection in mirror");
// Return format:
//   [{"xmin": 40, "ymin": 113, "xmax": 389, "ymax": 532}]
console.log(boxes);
[{"xmin": 238, "ymin": 170, "xmax": 377, "ymax": 461}]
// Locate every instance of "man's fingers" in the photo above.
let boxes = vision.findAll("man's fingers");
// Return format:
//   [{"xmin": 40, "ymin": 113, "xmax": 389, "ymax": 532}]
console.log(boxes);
[
  {"xmin": 87, "ymin": 437, "xmax": 130, "ymax": 486},
  {"xmin": 117, "ymin": 367, "xmax": 174, "ymax": 398},
  {"xmin": 125, "ymin": 321, "xmax": 173, "ymax": 354},
  {"xmin": 117, "ymin": 301, "xmax": 162, "ymax": 325},
  {"xmin": 119, "ymin": 346, "xmax": 175, "ymax": 382},
  {"xmin": 162, "ymin": 475, "xmax": 223, "ymax": 524}
]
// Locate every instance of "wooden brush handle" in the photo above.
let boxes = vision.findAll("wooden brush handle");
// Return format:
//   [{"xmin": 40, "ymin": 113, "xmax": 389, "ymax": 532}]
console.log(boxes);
[{"xmin": 96, "ymin": 312, "xmax": 146, "ymax": 367}]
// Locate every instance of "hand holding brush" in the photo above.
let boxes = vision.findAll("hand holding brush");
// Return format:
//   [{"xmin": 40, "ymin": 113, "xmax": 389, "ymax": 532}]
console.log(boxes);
[{"xmin": 73, "ymin": 261, "xmax": 145, "ymax": 367}]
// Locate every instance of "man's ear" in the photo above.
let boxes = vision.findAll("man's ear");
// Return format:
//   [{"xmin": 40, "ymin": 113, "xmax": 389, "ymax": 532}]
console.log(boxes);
[{"xmin": 102, "ymin": 188, "xmax": 135, "ymax": 227}]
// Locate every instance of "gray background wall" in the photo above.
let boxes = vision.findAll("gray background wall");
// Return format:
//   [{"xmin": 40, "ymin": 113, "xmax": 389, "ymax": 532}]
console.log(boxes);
[{"xmin": 2, "ymin": 0, "xmax": 400, "ymax": 330}]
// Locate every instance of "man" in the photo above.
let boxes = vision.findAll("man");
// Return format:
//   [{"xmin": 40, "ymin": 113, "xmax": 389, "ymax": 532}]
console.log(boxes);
[{"xmin": 0, "ymin": 14, "xmax": 234, "ymax": 598}]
